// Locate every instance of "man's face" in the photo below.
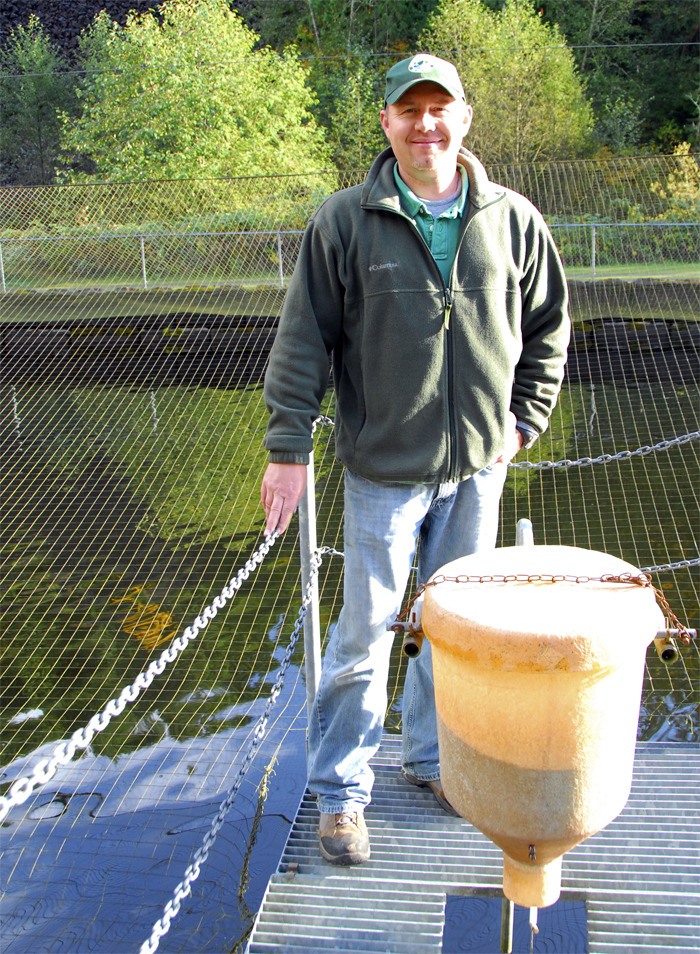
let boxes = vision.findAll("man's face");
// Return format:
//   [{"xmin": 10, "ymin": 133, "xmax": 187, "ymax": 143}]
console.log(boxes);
[{"xmin": 380, "ymin": 81, "xmax": 472, "ymax": 186}]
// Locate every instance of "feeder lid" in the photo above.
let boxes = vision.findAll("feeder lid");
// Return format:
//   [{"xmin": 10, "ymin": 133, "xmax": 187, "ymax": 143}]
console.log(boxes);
[{"xmin": 422, "ymin": 545, "xmax": 663, "ymax": 671}]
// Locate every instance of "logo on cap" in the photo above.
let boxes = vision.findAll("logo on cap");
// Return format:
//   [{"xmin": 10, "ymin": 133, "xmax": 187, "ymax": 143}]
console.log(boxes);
[{"xmin": 408, "ymin": 55, "xmax": 441, "ymax": 74}]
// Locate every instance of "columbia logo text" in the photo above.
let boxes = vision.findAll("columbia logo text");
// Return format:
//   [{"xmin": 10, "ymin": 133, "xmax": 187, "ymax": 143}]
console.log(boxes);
[{"xmin": 368, "ymin": 261, "xmax": 399, "ymax": 272}]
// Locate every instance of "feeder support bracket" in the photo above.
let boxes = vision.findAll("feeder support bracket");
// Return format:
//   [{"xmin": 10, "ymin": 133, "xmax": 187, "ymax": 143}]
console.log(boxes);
[{"xmin": 388, "ymin": 596, "xmax": 425, "ymax": 658}]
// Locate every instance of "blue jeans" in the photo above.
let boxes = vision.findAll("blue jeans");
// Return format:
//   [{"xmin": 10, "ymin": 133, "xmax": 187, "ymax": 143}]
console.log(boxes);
[{"xmin": 308, "ymin": 464, "xmax": 507, "ymax": 814}]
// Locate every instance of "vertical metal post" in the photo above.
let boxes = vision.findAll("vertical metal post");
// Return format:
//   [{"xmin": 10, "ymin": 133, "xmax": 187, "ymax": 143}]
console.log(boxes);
[
  {"xmin": 516, "ymin": 517, "xmax": 534, "ymax": 546},
  {"xmin": 591, "ymin": 225, "xmax": 596, "ymax": 279},
  {"xmin": 150, "ymin": 390, "xmax": 159, "ymax": 436},
  {"xmin": 497, "ymin": 521, "xmax": 531, "ymax": 947},
  {"xmin": 140, "ymin": 236, "xmax": 148, "ymax": 289},
  {"xmin": 298, "ymin": 452, "xmax": 322, "ymax": 728},
  {"xmin": 500, "ymin": 898, "xmax": 514, "ymax": 953},
  {"xmin": 12, "ymin": 385, "xmax": 22, "ymax": 446},
  {"xmin": 277, "ymin": 231, "xmax": 285, "ymax": 290},
  {"xmin": 0, "ymin": 241, "xmax": 6, "ymax": 293}
]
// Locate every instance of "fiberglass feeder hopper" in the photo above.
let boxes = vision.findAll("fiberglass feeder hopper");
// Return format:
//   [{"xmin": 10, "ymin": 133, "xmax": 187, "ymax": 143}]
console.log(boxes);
[{"xmin": 421, "ymin": 544, "xmax": 664, "ymax": 909}]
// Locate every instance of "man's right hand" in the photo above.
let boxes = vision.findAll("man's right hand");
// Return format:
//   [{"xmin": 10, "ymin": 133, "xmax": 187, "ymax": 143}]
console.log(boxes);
[{"xmin": 261, "ymin": 462, "xmax": 308, "ymax": 536}]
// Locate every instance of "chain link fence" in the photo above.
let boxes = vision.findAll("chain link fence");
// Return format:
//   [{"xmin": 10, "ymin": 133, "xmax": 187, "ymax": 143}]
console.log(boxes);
[
  {"xmin": 2, "ymin": 221, "xmax": 699, "ymax": 293},
  {"xmin": 0, "ymin": 228, "xmax": 306, "ymax": 293},
  {"xmin": 0, "ymin": 154, "xmax": 698, "ymax": 294}
]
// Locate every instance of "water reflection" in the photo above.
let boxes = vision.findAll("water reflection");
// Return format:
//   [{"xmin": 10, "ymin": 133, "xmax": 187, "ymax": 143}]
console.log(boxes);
[
  {"xmin": 2, "ymin": 378, "xmax": 696, "ymax": 767},
  {"xmin": 1, "ymin": 672, "xmax": 309, "ymax": 952}
]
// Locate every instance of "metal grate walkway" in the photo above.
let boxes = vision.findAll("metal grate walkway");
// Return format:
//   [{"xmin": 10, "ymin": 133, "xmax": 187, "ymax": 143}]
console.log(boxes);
[{"xmin": 247, "ymin": 737, "xmax": 699, "ymax": 953}]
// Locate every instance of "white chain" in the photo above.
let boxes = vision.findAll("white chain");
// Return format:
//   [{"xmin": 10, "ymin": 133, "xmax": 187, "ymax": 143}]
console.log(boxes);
[
  {"xmin": 641, "ymin": 556, "xmax": 700, "ymax": 573},
  {"xmin": 139, "ymin": 545, "xmax": 338, "ymax": 954},
  {"xmin": 511, "ymin": 430, "xmax": 700, "ymax": 470},
  {"xmin": 312, "ymin": 415, "xmax": 335, "ymax": 433},
  {"xmin": 0, "ymin": 533, "xmax": 280, "ymax": 824},
  {"xmin": 318, "ymin": 416, "xmax": 698, "ymax": 471}
]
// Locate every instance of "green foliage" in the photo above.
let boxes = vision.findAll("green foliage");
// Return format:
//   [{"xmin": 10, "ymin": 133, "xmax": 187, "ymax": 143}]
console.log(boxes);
[
  {"xmin": 245, "ymin": 1, "xmax": 439, "ymax": 171},
  {"xmin": 419, "ymin": 0, "xmax": 594, "ymax": 163},
  {"xmin": 540, "ymin": 0, "xmax": 699, "ymax": 151},
  {"xmin": 310, "ymin": 51, "xmax": 387, "ymax": 170},
  {"xmin": 59, "ymin": 0, "xmax": 334, "ymax": 185},
  {"xmin": 0, "ymin": 0, "xmax": 697, "ymax": 187},
  {"xmin": 0, "ymin": 15, "xmax": 75, "ymax": 185},
  {"xmin": 594, "ymin": 96, "xmax": 644, "ymax": 156},
  {"xmin": 247, "ymin": 0, "xmax": 437, "ymax": 56},
  {"xmin": 650, "ymin": 144, "xmax": 700, "ymax": 222}
]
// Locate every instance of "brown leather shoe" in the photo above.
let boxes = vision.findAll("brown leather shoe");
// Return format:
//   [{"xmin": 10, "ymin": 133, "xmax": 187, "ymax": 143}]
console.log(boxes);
[
  {"xmin": 318, "ymin": 811, "xmax": 370, "ymax": 865},
  {"xmin": 402, "ymin": 769, "xmax": 460, "ymax": 817}
]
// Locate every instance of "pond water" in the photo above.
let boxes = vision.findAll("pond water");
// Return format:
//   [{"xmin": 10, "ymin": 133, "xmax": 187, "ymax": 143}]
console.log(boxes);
[{"xmin": 1, "ymin": 331, "xmax": 698, "ymax": 951}]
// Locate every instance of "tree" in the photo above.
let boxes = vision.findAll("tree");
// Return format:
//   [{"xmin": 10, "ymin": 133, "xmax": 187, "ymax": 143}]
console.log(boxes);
[
  {"xmin": 59, "ymin": 0, "xmax": 333, "ymax": 183},
  {"xmin": 0, "ymin": 15, "xmax": 75, "ymax": 185},
  {"xmin": 549, "ymin": 0, "xmax": 642, "ymax": 153},
  {"xmin": 419, "ymin": 0, "xmax": 594, "ymax": 163},
  {"xmin": 245, "ymin": 0, "xmax": 437, "ymax": 56},
  {"xmin": 244, "ymin": 1, "xmax": 439, "ymax": 170},
  {"xmin": 650, "ymin": 143, "xmax": 700, "ymax": 222},
  {"xmin": 313, "ymin": 52, "xmax": 387, "ymax": 171},
  {"xmin": 539, "ymin": 0, "xmax": 699, "ymax": 152}
]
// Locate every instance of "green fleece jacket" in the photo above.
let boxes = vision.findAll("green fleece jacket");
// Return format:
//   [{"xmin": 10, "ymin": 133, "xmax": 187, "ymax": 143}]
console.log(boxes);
[{"xmin": 263, "ymin": 146, "xmax": 570, "ymax": 483}]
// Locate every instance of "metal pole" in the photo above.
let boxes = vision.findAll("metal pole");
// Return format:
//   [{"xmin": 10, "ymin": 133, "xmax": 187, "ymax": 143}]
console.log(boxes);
[
  {"xmin": 0, "ymin": 241, "xmax": 6, "ymax": 293},
  {"xmin": 500, "ymin": 898, "xmax": 514, "ymax": 953},
  {"xmin": 496, "ymin": 521, "xmax": 531, "ymax": 948},
  {"xmin": 591, "ymin": 224, "xmax": 596, "ymax": 279},
  {"xmin": 516, "ymin": 517, "xmax": 534, "ymax": 546},
  {"xmin": 298, "ymin": 453, "xmax": 322, "ymax": 729},
  {"xmin": 150, "ymin": 390, "xmax": 159, "ymax": 436},
  {"xmin": 502, "ymin": 519, "xmax": 531, "ymax": 949},
  {"xmin": 277, "ymin": 231, "xmax": 285, "ymax": 290},
  {"xmin": 140, "ymin": 236, "xmax": 148, "ymax": 289}
]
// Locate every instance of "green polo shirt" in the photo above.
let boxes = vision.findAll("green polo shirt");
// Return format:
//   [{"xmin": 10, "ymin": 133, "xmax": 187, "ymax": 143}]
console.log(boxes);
[{"xmin": 394, "ymin": 164, "xmax": 468, "ymax": 286}]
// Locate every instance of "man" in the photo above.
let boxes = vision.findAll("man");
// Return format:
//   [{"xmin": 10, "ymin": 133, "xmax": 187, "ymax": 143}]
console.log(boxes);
[{"xmin": 260, "ymin": 54, "xmax": 570, "ymax": 866}]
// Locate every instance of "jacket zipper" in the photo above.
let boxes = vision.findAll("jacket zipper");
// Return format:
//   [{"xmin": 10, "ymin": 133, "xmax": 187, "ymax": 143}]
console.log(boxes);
[
  {"xmin": 387, "ymin": 206, "xmax": 465, "ymax": 482},
  {"xmin": 443, "ymin": 286, "xmax": 453, "ymax": 330},
  {"xmin": 444, "ymin": 285, "xmax": 459, "ymax": 480},
  {"xmin": 444, "ymin": 207, "xmax": 480, "ymax": 480}
]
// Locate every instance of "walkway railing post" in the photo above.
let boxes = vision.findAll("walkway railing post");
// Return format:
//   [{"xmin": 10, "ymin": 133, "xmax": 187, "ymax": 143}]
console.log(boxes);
[
  {"xmin": 516, "ymin": 517, "xmax": 534, "ymax": 546},
  {"xmin": 499, "ymin": 519, "xmax": 531, "ymax": 953},
  {"xmin": 500, "ymin": 898, "xmax": 514, "ymax": 953},
  {"xmin": 276, "ymin": 231, "xmax": 285, "ymax": 290},
  {"xmin": 139, "ymin": 235, "xmax": 148, "ymax": 289},
  {"xmin": 298, "ymin": 452, "xmax": 322, "ymax": 729}
]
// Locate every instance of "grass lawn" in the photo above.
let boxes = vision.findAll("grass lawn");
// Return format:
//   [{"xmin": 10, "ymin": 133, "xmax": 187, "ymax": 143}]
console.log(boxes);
[
  {"xmin": 566, "ymin": 262, "xmax": 699, "ymax": 282},
  {"xmin": 0, "ymin": 263, "xmax": 697, "ymax": 324},
  {"xmin": 0, "ymin": 285, "xmax": 286, "ymax": 322}
]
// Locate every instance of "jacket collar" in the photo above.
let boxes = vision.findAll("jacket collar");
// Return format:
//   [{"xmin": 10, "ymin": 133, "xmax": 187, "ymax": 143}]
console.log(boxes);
[{"xmin": 361, "ymin": 146, "xmax": 504, "ymax": 212}]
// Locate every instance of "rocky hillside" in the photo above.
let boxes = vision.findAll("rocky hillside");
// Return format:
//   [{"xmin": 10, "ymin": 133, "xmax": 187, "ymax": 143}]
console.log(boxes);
[{"xmin": 1, "ymin": 0, "xmax": 164, "ymax": 60}]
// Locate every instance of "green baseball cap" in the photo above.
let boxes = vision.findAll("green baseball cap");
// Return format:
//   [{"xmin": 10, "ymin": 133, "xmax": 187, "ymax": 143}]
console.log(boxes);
[{"xmin": 384, "ymin": 54, "xmax": 465, "ymax": 105}]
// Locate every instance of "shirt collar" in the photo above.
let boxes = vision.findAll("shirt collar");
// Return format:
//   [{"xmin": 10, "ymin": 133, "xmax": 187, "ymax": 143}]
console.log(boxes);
[{"xmin": 393, "ymin": 163, "xmax": 468, "ymax": 218}]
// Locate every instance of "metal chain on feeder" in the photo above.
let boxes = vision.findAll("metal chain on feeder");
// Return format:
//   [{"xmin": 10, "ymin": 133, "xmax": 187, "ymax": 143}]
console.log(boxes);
[{"xmin": 396, "ymin": 571, "xmax": 695, "ymax": 647}]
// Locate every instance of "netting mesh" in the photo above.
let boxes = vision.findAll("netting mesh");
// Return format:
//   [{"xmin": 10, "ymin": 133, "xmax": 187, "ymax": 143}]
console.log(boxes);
[{"xmin": 0, "ymin": 156, "xmax": 698, "ymax": 952}]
